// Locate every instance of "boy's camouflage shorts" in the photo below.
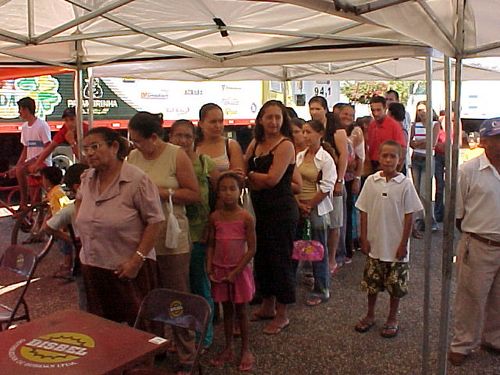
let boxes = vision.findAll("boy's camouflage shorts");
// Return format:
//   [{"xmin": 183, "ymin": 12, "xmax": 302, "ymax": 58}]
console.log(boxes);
[{"xmin": 361, "ymin": 256, "xmax": 409, "ymax": 298}]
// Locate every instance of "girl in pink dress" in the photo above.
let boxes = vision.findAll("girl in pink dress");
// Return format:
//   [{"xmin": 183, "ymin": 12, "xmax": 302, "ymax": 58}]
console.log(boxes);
[{"xmin": 207, "ymin": 172, "xmax": 256, "ymax": 372}]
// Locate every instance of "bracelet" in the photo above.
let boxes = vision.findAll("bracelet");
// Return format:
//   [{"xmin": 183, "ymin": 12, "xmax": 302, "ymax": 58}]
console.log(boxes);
[{"xmin": 135, "ymin": 250, "xmax": 147, "ymax": 262}]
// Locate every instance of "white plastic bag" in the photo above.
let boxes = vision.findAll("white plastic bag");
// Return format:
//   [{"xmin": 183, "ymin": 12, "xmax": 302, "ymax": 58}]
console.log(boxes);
[
  {"xmin": 165, "ymin": 193, "xmax": 181, "ymax": 249},
  {"xmin": 241, "ymin": 187, "xmax": 255, "ymax": 218}
]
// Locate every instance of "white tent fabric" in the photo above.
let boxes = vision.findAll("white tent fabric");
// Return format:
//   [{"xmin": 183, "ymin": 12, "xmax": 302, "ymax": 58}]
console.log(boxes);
[
  {"xmin": 0, "ymin": 0, "xmax": 424, "ymax": 67},
  {"xmin": 1, "ymin": 0, "xmax": 499, "ymax": 81},
  {"xmin": 301, "ymin": 0, "xmax": 500, "ymax": 58}
]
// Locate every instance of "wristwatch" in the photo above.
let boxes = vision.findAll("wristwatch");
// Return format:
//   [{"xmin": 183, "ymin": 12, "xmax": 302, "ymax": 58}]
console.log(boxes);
[{"xmin": 336, "ymin": 179, "xmax": 344, "ymax": 184}]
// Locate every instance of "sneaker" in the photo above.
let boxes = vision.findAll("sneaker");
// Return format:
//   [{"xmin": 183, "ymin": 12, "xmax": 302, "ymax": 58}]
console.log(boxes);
[{"xmin": 344, "ymin": 257, "xmax": 353, "ymax": 264}]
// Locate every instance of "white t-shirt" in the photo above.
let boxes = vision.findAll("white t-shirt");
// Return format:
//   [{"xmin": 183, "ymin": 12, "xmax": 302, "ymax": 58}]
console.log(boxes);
[
  {"xmin": 20, "ymin": 118, "xmax": 52, "ymax": 164},
  {"xmin": 46, "ymin": 203, "xmax": 77, "ymax": 234},
  {"xmin": 356, "ymin": 172, "xmax": 423, "ymax": 262}
]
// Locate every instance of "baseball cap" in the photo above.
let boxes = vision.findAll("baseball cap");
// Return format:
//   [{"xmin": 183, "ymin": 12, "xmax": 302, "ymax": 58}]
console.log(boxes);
[
  {"xmin": 479, "ymin": 117, "xmax": 500, "ymax": 138},
  {"xmin": 62, "ymin": 107, "xmax": 76, "ymax": 118}
]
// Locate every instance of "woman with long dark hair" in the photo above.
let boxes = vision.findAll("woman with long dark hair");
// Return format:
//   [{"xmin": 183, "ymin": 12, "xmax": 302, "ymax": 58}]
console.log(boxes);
[
  {"xmin": 245, "ymin": 100, "xmax": 301, "ymax": 335},
  {"xmin": 308, "ymin": 96, "xmax": 349, "ymax": 275},
  {"xmin": 196, "ymin": 103, "xmax": 245, "ymax": 175}
]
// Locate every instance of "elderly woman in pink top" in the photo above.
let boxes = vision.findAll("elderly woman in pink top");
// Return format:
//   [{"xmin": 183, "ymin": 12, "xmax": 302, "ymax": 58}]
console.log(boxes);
[{"xmin": 75, "ymin": 127, "xmax": 164, "ymax": 326}]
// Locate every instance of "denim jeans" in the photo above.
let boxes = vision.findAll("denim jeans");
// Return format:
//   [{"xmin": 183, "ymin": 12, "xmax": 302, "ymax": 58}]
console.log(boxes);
[
  {"xmin": 309, "ymin": 208, "xmax": 330, "ymax": 293},
  {"xmin": 434, "ymin": 153, "xmax": 445, "ymax": 222},
  {"xmin": 336, "ymin": 187, "xmax": 347, "ymax": 264},
  {"xmin": 189, "ymin": 242, "xmax": 214, "ymax": 347},
  {"xmin": 411, "ymin": 154, "xmax": 436, "ymax": 226}
]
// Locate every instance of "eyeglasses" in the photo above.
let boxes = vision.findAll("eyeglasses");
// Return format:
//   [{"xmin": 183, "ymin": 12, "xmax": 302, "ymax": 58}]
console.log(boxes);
[{"xmin": 82, "ymin": 142, "xmax": 105, "ymax": 156}]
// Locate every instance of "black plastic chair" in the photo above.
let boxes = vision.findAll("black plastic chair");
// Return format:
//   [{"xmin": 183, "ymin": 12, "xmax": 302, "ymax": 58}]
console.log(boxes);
[
  {"xmin": 0, "ymin": 245, "xmax": 39, "ymax": 331},
  {"xmin": 131, "ymin": 288, "xmax": 211, "ymax": 375}
]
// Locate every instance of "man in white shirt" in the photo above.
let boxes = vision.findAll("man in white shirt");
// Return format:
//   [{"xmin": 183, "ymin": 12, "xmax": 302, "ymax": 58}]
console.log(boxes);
[
  {"xmin": 449, "ymin": 118, "xmax": 500, "ymax": 366},
  {"xmin": 16, "ymin": 97, "xmax": 52, "ymax": 209}
]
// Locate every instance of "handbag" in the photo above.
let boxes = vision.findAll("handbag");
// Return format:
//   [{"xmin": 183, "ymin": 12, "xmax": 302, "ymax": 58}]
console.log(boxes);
[
  {"xmin": 165, "ymin": 191, "xmax": 182, "ymax": 249},
  {"xmin": 292, "ymin": 218, "xmax": 324, "ymax": 261}
]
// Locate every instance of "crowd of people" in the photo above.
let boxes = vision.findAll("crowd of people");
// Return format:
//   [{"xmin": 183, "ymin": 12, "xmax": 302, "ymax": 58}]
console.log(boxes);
[{"xmin": 13, "ymin": 91, "xmax": 500, "ymax": 372}]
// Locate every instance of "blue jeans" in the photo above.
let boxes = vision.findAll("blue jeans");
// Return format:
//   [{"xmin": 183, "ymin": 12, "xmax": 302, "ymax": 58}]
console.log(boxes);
[
  {"xmin": 309, "ymin": 208, "xmax": 330, "ymax": 293},
  {"xmin": 336, "ymin": 188, "xmax": 347, "ymax": 264},
  {"xmin": 189, "ymin": 242, "xmax": 214, "ymax": 348},
  {"xmin": 434, "ymin": 153, "xmax": 445, "ymax": 222},
  {"xmin": 411, "ymin": 154, "xmax": 436, "ymax": 227}
]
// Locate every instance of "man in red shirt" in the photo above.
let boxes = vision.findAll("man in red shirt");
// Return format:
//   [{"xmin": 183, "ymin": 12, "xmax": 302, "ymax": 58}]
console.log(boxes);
[
  {"xmin": 31, "ymin": 107, "xmax": 87, "ymax": 173},
  {"xmin": 367, "ymin": 96, "xmax": 407, "ymax": 171}
]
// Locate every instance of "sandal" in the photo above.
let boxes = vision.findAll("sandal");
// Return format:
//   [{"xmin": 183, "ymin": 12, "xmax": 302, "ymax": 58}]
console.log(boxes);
[
  {"xmin": 381, "ymin": 324, "xmax": 399, "ymax": 338},
  {"xmin": 354, "ymin": 318, "xmax": 375, "ymax": 333},
  {"xmin": 250, "ymin": 311, "xmax": 276, "ymax": 322},
  {"xmin": 329, "ymin": 264, "xmax": 340, "ymax": 277},
  {"xmin": 263, "ymin": 319, "xmax": 290, "ymax": 335},
  {"xmin": 238, "ymin": 352, "xmax": 255, "ymax": 372},
  {"xmin": 305, "ymin": 291, "xmax": 329, "ymax": 307}
]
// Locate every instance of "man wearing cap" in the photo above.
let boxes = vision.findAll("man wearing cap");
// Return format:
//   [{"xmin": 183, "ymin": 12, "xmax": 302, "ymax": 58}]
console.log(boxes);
[
  {"xmin": 30, "ymin": 107, "xmax": 87, "ymax": 173},
  {"xmin": 448, "ymin": 118, "xmax": 500, "ymax": 366}
]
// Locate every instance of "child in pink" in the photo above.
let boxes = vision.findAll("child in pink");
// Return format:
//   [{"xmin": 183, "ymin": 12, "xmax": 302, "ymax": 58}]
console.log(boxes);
[{"xmin": 207, "ymin": 172, "xmax": 256, "ymax": 372}]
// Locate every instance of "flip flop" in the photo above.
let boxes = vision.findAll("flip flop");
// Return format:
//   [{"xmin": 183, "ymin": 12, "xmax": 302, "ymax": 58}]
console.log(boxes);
[
  {"xmin": 250, "ymin": 311, "xmax": 276, "ymax": 322},
  {"xmin": 381, "ymin": 324, "xmax": 399, "ymax": 338},
  {"xmin": 238, "ymin": 353, "xmax": 255, "ymax": 372},
  {"xmin": 305, "ymin": 293, "xmax": 329, "ymax": 307},
  {"xmin": 263, "ymin": 320, "xmax": 290, "ymax": 335},
  {"xmin": 354, "ymin": 319, "xmax": 375, "ymax": 333}
]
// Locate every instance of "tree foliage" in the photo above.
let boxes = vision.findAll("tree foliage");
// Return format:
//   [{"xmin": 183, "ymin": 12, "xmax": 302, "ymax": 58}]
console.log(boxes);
[{"xmin": 341, "ymin": 80, "xmax": 415, "ymax": 105}]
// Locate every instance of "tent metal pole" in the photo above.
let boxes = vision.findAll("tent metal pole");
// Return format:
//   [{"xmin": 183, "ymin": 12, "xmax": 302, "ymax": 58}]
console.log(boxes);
[
  {"xmin": 27, "ymin": 0, "xmax": 34, "ymax": 41},
  {"xmin": 283, "ymin": 67, "xmax": 288, "ymax": 106},
  {"xmin": 437, "ymin": 55, "xmax": 453, "ymax": 375},
  {"xmin": 74, "ymin": 41, "xmax": 84, "ymax": 160},
  {"xmin": 88, "ymin": 68, "xmax": 94, "ymax": 130},
  {"xmin": 421, "ymin": 55, "xmax": 434, "ymax": 375}
]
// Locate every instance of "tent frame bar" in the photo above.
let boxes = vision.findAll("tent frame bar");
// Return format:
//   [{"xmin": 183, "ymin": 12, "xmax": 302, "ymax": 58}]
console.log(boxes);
[
  {"xmin": 35, "ymin": 0, "xmax": 136, "ymax": 43},
  {"xmin": 421, "ymin": 55, "xmax": 434, "ymax": 375},
  {"xmin": 415, "ymin": 0, "xmax": 457, "ymax": 53},
  {"xmin": 65, "ymin": 0, "xmax": 223, "ymax": 62}
]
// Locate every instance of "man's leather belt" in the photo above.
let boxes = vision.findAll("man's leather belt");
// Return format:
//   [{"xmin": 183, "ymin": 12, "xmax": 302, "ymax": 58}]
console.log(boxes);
[{"xmin": 468, "ymin": 232, "xmax": 500, "ymax": 247}]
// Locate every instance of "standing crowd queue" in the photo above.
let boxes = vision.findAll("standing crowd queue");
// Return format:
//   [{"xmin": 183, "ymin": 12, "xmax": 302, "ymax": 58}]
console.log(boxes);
[{"xmin": 13, "ymin": 90, "xmax": 500, "ymax": 372}]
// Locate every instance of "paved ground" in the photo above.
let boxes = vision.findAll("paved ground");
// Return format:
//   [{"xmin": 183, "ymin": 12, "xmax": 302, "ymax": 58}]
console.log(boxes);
[{"xmin": 1, "ymin": 216, "xmax": 499, "ymax": 375}]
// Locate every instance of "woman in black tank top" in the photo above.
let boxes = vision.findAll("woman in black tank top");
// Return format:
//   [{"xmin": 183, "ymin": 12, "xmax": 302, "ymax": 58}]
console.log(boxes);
[{"xmin": 246, "ymin": 100, "xmax": 300, "ymax": 335}]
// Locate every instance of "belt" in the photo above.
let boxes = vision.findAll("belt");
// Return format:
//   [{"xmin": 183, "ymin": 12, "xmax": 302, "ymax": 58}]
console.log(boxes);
[{"xmin": 468, "ymin": 233, "xmax": 500, "ymax": 247}]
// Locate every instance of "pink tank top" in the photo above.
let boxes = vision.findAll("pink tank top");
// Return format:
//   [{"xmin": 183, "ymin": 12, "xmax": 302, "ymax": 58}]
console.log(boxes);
[{"xmin": 213, "ymin": 220, "xmax": 247, "ymax": 269}]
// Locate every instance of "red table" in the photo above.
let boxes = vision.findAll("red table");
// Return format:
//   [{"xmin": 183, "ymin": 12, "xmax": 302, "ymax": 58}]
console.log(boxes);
[{"xmin": 0, "ymin": 309, "xmax": 168, "ymax": 374}]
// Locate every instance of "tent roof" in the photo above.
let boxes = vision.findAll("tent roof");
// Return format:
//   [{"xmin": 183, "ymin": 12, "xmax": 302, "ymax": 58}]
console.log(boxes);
[
  {"xmin": 1, "ymin": 1, "xmax": 499, "ymax": 81},
  {"xmin": 0, "ymin": 0, "xmax": 426, "ymax": 68}
]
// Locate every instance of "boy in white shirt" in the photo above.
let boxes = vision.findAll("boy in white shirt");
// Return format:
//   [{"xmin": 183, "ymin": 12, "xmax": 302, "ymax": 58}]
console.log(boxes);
[
  {"xmin": 16, "ymin": 97, "xmax": 51, "ymax": 209},
  {"xmin": 354, "ymin": 140, "xmax": 423, "ymax": 338}
]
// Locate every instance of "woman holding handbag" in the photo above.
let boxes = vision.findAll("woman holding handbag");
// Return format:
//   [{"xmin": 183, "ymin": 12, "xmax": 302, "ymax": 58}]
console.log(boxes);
[{"xmin": 295, "ymin": 120, "xmax": 337, "ymax": 306}]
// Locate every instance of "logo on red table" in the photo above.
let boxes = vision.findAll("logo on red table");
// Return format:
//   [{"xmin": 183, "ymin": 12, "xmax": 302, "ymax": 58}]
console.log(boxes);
[{"xmin": 9, "ymin": 331, "xmax": 95, "ymax": 368}]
